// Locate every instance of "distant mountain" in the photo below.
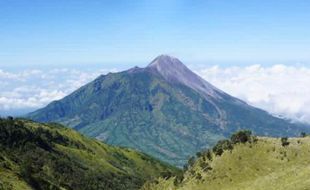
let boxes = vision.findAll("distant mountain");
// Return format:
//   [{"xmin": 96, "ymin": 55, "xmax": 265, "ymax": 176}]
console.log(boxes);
[
  {"xmin": 0, "ymin": 118, "xmax": 178, "ymax": 190},
  {"xmin": 28, "ymin": 55, "xmax": 310, "ymax": 166},
  {"xmin": 143, "ymin": 133, "xmax": 310, "ymax": 190}
]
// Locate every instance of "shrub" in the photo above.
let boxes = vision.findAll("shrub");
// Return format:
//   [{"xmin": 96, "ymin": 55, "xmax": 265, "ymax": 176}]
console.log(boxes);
[
  {"xmin": 187, "ymin": 156, "xmax": 196, "ymax": 167},
  {"xmin": 174, "ymin": 174, "xmax": 184, "ymax": 186},
  {"xmin": 231, "ymin": 130, "xmax": 252, "ymax": 144},
  {"xmin": 213, "ymin": 140, "xmax": 233, "ymax": 156},
  {"xmin": 205, "ymin": 150, "xmax": 212, "ymax": 161},
  {"xmin": 195, "ymin": 173, "xmax": 202, "ymax": 180},
  {"xmin": 196, "ymin": 152, "xmax": 203, "ymax": 158},
  {"xmin": 281, "ymin": 137, "xmax": 290, "ymax": 147},
  {"xmin": 199, "ymin": 162, "xmax": 212, "ymax": 172},
  {"xmin": 160, "ymin": 171, "xmax": 173, "ymax": 179},
  {"xmin": 184, "ymin": 156, "xmax": 196, "ymax": 170},
  {"xmin": 301, "ymin": 132, "xmax": 307, "ymax": 138}
]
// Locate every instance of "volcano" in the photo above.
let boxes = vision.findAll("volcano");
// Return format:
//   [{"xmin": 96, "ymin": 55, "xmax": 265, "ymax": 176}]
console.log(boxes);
[{"xmin": 28, "ymin": 55, "xmax": 309, "ymax": 166}]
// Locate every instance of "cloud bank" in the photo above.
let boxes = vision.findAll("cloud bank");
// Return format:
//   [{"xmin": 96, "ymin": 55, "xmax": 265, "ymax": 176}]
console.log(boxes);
[
  {"xmin": 0, "ymin": 68, "xmax": 116, "ymax": 115},
  {"xmin": 196, "ymin": 64, "xmax": 310, "ymax": 124},
  {"xmin": 1, "ymin": 65, "xmax": 309, "ymax": 124}
]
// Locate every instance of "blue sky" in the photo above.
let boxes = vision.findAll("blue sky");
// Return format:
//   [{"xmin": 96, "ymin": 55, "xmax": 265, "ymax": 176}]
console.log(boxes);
[
  {"xmin": 1, "ymin": 0, "xmax": 310, "ymax": 69},
  {"xmin": 1, "ymin": 1, "xmax": 310, "ymax": 122}
]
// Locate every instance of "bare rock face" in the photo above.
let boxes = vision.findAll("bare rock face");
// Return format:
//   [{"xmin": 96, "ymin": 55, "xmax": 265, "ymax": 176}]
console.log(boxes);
[{"xmin": 147, "ymin": 55, "xmax": 224, "ymax": 99}]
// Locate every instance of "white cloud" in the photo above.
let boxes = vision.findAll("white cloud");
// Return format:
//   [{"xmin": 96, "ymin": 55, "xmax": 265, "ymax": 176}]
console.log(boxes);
[
  {"xmin": 0, "ymin": 68, "xmax": 116, "ymax": 115},
  {"xmin": 1, "ymin": 65, "xmax": 310, "ymax": 124},
  {"xmin": 196, "ymin": 65, "xmax": 310, "ymax": 124}
]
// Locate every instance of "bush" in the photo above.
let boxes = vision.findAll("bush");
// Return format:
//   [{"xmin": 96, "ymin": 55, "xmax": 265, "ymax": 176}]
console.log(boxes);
[
  {"xmin": 160, "ymin": 171, "xmax": 173, "ymax": 179},
  {"xmin": 231, "ymin": 130, "xmax": 252, "ymax": 144},
  {"xmin": 281, "ymin": 137, "xmax": 290, "ymax": 147},
  {"xmin": 195, "ymin": 173, "xmax": 202, "ymax": 180},
  {"xmin": 173, "ymin": 174, "xmax": 184, "ymax": 186},
  {"xmin": 196, "ymin": 152, "xmax": 203, "ymax": 158},
  {"xmin": 187, "ymin": 156, "xmax": 196, "ymax": 167},
  {"xmin": 213, "ymin": 140, "xmax": 233, "ymax": 156},
  {"xmin": 301, "ymin": 132, "xmax": 307, "ymax": 138},
  {"xmin": 199, "ymin": 161, "xmax": 212, "ymax": 172},
  {"xmin": 184, "ymin": 156, "xmax": 196, "ymax": 170},
  {"xmin": 205, "ymin": 150, "xmax": 212, "ymax": 161}
]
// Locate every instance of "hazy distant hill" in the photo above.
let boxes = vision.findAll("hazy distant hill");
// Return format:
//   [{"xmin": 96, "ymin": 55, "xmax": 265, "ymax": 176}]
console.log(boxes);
[
  {"xmin": 143, "ymin": 132, "xmax": 310, "ymax": 190},
  {"xmin": 0, "ymin": 118, "xmax": 178, "ymax": 190},
  {"xmin": 28, "ymin": 55, "xmax": 310, "ymax": 166}
]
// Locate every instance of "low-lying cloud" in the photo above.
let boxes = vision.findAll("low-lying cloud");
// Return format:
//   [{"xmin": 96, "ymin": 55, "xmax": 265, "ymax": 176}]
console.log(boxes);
[
  {"xmin": 1, "ymin": 64, "xmax": 309, "ymax": 124},
  {"xmin": 0, "ymin": 68, "xmax": 116, "ymax": 115},
  {"xmin": 196, "ymin": 64, "xmax": 310, "ymax": 124}
]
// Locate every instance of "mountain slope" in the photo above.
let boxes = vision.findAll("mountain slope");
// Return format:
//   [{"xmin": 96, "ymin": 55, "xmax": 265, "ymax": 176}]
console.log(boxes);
[
  {"xmin": 0, "ymin": 118, "xmax": 178, "ymax": 190},
  {"xmin": 28, "ymin": 55, "xmax": 310, "ymax": 166},
  {"xmin": 143, "ymin": 133, "xmax": 310, "ymax": 190}
]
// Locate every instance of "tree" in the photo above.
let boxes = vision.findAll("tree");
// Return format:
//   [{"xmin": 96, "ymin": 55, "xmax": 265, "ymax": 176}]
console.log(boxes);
[
  {"xmin": 174, "ymin": 174, "xmax": 184, "ymax": 186},
  {"xmin": 196, "ymin": 151, "xmax": 203, "ymax": 158},
  {"xmin": 213, "ymin": 140, "xmax": 233, "ymax": 156},
  {"xmin": 183, "ymin": 156, "xmax": 196, "ymax": 171},
  {"xmin": 231, "ymin": 130, "xmax": 252, "ymax": 144},
  {"xmin": 187, "ymin": 156, "xmax": 196, "ymax": 167},
  {"xmin": 301, "ymin": 132, "xmax": 307, "ymax": 138},
  {"xmin": 281, "ymin": 137, "xmax": 290, "ymax": 147},
  {"xmin": 205, "ymin": 150, "xmax": 212, "ymax": 161},
  {"xmin": 199, "ymin": 161, "xmax": 212, "ymax": 172}
]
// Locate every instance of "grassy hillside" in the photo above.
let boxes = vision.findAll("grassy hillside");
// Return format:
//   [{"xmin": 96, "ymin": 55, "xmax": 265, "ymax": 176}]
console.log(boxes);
[
  {"xmin": 0, "ymin": 117, "xmax": 179, "ymax": 190},
  {"xmin": 142, "ymin": 131, "xmax": 310, "ymax": 190}
]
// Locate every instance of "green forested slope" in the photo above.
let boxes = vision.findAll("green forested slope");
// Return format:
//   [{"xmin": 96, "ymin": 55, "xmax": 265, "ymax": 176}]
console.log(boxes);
[
  {"xmin": 143, "ymin": 132, "xmax": 310, "ymax": 190},
  {"xmin": 0, "ymin": 118, "xmax": 179, "ymax": 190}
]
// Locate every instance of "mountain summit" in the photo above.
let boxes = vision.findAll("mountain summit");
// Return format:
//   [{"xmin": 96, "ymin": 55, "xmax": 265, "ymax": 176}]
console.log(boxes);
[
  {"xmin": 28, "ymin": 55, "xmax": 309, "ymax": 166},
  {"xmin": 147, "ymin": 55, "xmax": 223, "ymax": 98},
  {"xmin": 147, "ymin": 54, "xmax": 182, "ymax": 68}
]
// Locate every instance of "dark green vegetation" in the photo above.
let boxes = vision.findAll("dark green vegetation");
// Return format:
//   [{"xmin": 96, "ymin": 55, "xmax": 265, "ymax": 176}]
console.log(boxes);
[
  {"xmin": 143, "ymin": 131, "xmax": 310, "ymax": 190},
  {"xmin": 28, "ymin": 55, "xmax": 310, "ymax": 166},
  {"xmin": 0, "ymin": 118, "xmax": 179, "ymax": 190}
]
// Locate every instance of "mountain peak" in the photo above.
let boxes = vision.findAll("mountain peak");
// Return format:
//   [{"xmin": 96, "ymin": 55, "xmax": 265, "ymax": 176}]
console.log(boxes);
[
  {"xmin": 147, "ymin": 55, "xmax": 222, "ymax": 99},
  {"xmin": 147, "ymin": 54, "xmax": 184, "ymax": 69}
]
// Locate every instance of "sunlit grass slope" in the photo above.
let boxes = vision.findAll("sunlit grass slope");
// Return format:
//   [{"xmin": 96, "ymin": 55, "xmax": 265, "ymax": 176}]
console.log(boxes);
[
  {"xmin": 0, "ymin": 118, "xmax": 179, "ymax": 190},
  {"xmin": 143, "ymin": 132, "xmax": 310, "ymax": 190}
]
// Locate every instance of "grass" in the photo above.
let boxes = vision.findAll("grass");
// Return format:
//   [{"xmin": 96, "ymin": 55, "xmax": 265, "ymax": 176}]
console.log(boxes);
[{"xmin": 143, "ymin": 136, "xmax": 310, "ymax": 190}]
